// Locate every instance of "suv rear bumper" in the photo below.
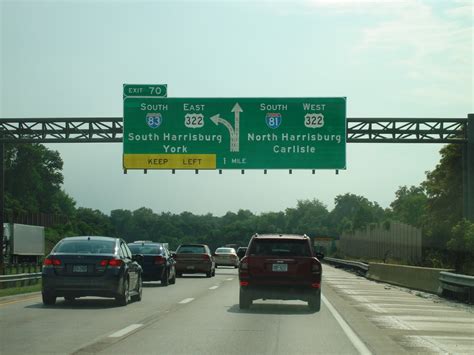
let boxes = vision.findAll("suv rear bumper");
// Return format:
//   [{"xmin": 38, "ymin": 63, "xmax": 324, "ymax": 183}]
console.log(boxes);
[{"xmin": 240, "ymin": 285, "xmax": 320, "ymax": 302}]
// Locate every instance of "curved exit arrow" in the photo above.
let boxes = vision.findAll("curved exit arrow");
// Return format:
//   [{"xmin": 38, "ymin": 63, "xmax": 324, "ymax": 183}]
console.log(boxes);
[{"xmin": 210, "ymin": 113, "xmax": 239, "ymax": 152}]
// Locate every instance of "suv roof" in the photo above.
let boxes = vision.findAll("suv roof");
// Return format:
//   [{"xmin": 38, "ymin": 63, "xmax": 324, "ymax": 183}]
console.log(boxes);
[{"xmin": 251, "ymin": 234, "xmax": 310, "ymax": 240}]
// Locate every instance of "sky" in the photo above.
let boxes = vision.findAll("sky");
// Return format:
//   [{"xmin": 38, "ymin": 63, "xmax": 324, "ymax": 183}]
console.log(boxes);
[{"xmin": 0, "ymin": 0, "xmax": 472, "ymax": 217}]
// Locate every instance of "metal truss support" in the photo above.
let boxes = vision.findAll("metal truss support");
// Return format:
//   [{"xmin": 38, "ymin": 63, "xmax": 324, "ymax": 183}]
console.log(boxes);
[{"xmin": 0, "ymin": 117, "xmax": 468, "ymax": 144}]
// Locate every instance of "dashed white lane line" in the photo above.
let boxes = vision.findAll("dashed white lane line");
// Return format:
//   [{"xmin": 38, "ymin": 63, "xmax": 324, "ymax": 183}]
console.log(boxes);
[
  {"xmin": 226, "ymin": 278, "xmax": 234, "ymax": 281},
  {"xmin": 109, "ymin": 324, "xmax": 143, "ymax": 338},
  {"xmin": 322, "ymin": 294, "xmax": 372, "ymax": 355},
  {"xmin": 179, "ymin": 298, "xmax": 195, "ymax": 304},
  {"xmin": 209, "ymin": 286, "xmax": 219, "ymax": 290}
]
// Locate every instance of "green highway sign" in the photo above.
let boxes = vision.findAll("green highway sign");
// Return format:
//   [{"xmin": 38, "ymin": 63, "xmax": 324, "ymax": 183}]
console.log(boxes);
[
  {"xmin": 123, "ymin": 97, "xmax": 346, "ymax": 170},
  {"xmin": 123, "ymin": 84, "xmax": 167, "ymax": 98}
]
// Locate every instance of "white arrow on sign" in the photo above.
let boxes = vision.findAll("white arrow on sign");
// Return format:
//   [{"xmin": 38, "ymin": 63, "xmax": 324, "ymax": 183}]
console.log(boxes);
[
  {"xmin": 231, "ymin": 103, "xmax": 242, "ymax": 152},
  {"xmin": 210, "ymin": 104, "xmax": 241, "ymax": 152}
]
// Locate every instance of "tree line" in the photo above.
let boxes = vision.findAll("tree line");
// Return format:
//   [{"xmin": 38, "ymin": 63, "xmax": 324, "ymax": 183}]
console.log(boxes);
[{"xmin": 4, "ymin": 143, "xmax": 473, "ymax": 274}]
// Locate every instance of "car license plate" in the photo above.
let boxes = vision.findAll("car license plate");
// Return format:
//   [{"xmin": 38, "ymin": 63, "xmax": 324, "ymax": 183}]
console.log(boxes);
[
  {"xmin": 73, "ymin": 265, "xmax": 87, "ymax": 273},
  {"xmin": 272, "ymin": 264, "xmax": 288, "ymax": 272},
  {"xmin": 186, "ymin": 265, "xmax": 195, "ymax": 270}
]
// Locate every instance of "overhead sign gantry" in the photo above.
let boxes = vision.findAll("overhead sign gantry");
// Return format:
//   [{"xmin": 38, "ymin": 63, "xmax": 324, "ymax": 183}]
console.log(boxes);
[{"xmin": 123, "ymin": 96, "xmax": 346, "ymax": 170}]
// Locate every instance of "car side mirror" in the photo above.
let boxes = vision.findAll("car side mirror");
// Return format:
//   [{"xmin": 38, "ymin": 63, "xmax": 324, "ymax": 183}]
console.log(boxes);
[{"xmin": 315, "ymin": 252, "xmax": 324, "ymax": 260}]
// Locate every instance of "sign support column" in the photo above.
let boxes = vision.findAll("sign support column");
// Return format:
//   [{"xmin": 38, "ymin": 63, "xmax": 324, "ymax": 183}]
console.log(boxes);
[
  {"xmin": 465, "ymin": 113, "xmax": 474, "ymax": 222},
  {"xmin": 0, "ymin": 139, "xmax": 4, "ymax": 268}
]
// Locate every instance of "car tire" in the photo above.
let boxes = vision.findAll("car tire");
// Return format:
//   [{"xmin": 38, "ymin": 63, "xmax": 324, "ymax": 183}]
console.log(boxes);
[
  {"xmin": 212, "ymin": 268, "xmax": 216, "ymax": 277},
  {"xmin": 115, "ymin": 277, "xmax": 130, "ymax": 306},
  {"xmin": 206, "ymin": 270, "xmax": 212, "ymax": 278},
  {"xmin": 308, "ymin": 293, "xmax": 321, "ymax": 312},
  {"xmin": 131, "ymin": 275, "xmax": 142, "ymax": 302},
  {"xmin": 42, "ymin": 291, "xmax": 56, "ymax": 306},
  {"xmin": 176, "ymin": 272, "xmax": 182, "ymax": 278},
  {"xmin": 161, "ymin": 269, "xmax": 170, "ymax": 286},
  {"xmin": 239, "ymin": 288, "xmax": 252, "ymax": 309},
  {"xmin": 169, "ymin": 270, "xmax": 176, "ymax": 284},
  {"xmin": 64, "ymin": 296, "xmax": 75, "ymax": 302}
]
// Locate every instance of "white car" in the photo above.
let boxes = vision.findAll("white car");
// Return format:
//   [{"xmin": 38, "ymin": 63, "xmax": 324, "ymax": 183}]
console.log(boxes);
[{"xmin": 213, "ymin": 247, "xmax": 239, "ymax": 268}]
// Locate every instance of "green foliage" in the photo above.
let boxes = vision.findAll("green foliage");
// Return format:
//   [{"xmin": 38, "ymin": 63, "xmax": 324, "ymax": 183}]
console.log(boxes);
[
  {"xmin": 5, "ymin": 144, "xmax": 64, "ymax": 213},
  {"xmin": 447, "ymin": 220, "xmax": 474, "ymax": 274},
  {"xmin": 330, "ymin": 193, "xmax": 387, "ymax": 234},
  {"xmin": 422, "ymin": 144, "xmax": 463, "ymax": 251},
  {"xmin": 390, "ymin": 185, "xmax": 428, "ymax": 228}
]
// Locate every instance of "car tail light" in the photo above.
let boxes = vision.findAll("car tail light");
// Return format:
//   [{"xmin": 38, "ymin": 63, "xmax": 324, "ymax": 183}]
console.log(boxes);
[
  {"xmin": 312, "ymin": 261, "xmax": 321, "ymax": 273},
  {"xmin": 240, "ymin": 281, "xmax": 249, "ymax": 287},
  {"xmin": 108, "ymin": 259, "xmax": 123, "ymax": 267},
  {"xmin": 99, "ymin": 259, "xmax": 108, "ymax": 267},
  {"xmin": 311, "ymin": 282, "xmax": 321, "ymax": 289},
  {"xmin": 100, "ymin": 259, "xmax": 123, "ymax": 268},
  {"xmin": 154, "ymin": 256, "xmax": 165, "ymax": 265},
  {"xmin": 43, "ymin": 257, "xmax": 61, "ymax": 266},
  {"xmin": 202, "ymin": 254, "xmax": 210, "ymax": 261}
]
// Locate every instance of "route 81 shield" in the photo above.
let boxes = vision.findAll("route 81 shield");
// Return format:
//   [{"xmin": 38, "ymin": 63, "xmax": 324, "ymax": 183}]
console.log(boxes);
[
  {"xmin": 146, "ymin": 113, "xmax": 162, "ymax": 129},
  {"xmin": 265, "ymin": 113, "xmax": 282, "ymax": 129}
]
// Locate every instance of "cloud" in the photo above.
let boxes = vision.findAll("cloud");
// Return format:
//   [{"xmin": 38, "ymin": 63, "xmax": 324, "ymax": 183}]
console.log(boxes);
[{"xmin": 354, "ymin": 0, "xmax": 472, "ymax": 105}]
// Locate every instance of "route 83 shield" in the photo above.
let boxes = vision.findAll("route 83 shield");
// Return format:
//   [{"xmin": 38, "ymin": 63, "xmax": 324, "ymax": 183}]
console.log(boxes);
[
  {"xmin": 265, "ymin": 113, "xmax": 282, "ymax": 129},
  {"xmin": 146, "ymin": 113, "xmax": 162, "ymax": 129}
]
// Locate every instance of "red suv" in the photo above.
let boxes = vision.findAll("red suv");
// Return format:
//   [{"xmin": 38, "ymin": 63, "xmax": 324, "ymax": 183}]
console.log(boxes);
[{"xmin": 238, "ymin": 234, "xmax": 323, "ymax": 311}]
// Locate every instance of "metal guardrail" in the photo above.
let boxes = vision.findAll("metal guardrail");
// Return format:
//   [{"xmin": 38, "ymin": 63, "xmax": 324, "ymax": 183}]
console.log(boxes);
[
  {"xmin": 439, "ymin": 271, "xmax": 474, "ymax": 302},
  {"xmin": 323, "ymin": 257, "xmax": 369, "ymax": 273},
  {"xmin": 0, "ymin": 272, "xmax": 42, "ymax": 288}
]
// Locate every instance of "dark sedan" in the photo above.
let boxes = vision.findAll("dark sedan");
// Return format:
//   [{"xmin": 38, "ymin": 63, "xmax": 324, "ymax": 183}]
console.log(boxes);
[
  {"xmin": 42, "ymin": 236, "xmax": 143, "ymax": 306},
  {"xmin": 128, "ymin": 241, "xmax": 176, "ymax": 286},
  {"xmin": 174, "ymin": 244, "xmax": 215, "ymax": 278}
]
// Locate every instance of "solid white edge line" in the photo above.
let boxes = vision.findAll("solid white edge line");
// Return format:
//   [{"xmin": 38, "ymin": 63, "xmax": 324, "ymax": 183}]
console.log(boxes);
[
  {"xmin": 109, "ymin": 324, "xmax": 143, "ymax": 338},
  {"xmin": 322, "ymin": 294, "xmax": 372, "ymax": 355},
  {"xmin": 179, "ymin": 298, "xmax": 195, "ymax": 304}
]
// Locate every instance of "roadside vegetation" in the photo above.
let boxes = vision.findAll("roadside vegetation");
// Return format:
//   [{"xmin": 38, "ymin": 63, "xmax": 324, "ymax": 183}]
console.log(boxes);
[
  {"xmin": 3, "ymin": 143, "xmax": 473, "ymax": 274},
  {"xmin": 0, "ymin": 283, "xmax": 41, "ymax": 298}
]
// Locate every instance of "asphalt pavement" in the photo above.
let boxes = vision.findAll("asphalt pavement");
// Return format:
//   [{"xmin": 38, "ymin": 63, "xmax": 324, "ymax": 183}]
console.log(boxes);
[{"xmin": 0, "ymin": 266, "xmax": 472, "ymax": 355}]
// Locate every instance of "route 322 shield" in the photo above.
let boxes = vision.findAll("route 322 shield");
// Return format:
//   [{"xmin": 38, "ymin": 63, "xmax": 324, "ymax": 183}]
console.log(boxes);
[
  {"xmin": 146, "ymin": 113, "xmax": 163, "ymax": 129},
  {"xmin": 265, "ymin": 113, "xmax": 282, "ymax": 129}
]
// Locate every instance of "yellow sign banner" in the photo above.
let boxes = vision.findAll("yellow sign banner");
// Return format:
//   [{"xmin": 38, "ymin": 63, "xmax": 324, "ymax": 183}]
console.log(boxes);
[{"xmin": 123, "ymin": 154, "xmax": 216, "ymax": 169}]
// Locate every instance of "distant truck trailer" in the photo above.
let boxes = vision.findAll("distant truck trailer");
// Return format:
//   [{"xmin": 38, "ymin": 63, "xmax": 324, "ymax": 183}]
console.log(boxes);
[{"xmin": 3, "ymin": 223, "xmax": 45, "ymax": 264}]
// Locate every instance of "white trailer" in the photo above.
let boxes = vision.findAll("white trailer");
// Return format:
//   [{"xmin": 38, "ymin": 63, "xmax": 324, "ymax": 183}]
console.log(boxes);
[{"xmin": 3, "ymin": 223, "xmax": 45, "ymax": 263}]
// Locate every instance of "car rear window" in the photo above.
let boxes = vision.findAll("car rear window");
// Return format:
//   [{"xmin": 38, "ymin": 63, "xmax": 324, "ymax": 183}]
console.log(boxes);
[
  {"xmin": 249, "ymin": 239, "xmax": 311, "ymax": 257},
  {"xmin": 54, "ymin": 240, "xmax": 116, "ymax": 254},
  {"xmin": 177, "ymin": 245, "xmax": 206, "ymax": 253},
  {"xmin": 128, "ymin": 244, "xmax": 163, "ymax": 255},
  {"xmin": 215, "ymin": 248, "xmax": 234, "ymax": 253}
]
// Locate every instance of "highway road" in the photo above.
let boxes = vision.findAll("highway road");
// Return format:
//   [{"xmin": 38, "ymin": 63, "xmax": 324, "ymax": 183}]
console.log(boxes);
[{"xmin": 0, "ymin": 265, "xmax": 472, "ymax": 354}]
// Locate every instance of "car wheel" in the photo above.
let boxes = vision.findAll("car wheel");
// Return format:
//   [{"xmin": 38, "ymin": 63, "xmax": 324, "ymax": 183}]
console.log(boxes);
[
  {"xmin": 206, "ymin": 270, "xmax": 212, "ymax": 278},
  {"xmin": 308, "ymin": 293, "xmax": 321, "ymax": 312},
  {"xmin": 239, "ymin": 288, "xmax": 252, "ymax": 309},
  {"xmin": 176, "ymin": 272, "xmax": 182, "ymax": 278},
  {"xmin": 212, "ymin": 268, "xmax": 216, "ymax": 277},
  {"xmin": 64, "ymin": 296, "xmax": 75, "ymax": 302},
  {"xmin": 116, "ymin": 277, "xmax": 130, "ymax": 306},
  {"xmin": 161, "ymin": 269, "xmax": 169, "ymax": 286},
  {"xmin": 42, "ymin": 291, "xmax": 56, "ymax": 306},
  {"xmin": 131, "ymin": 275, "xmax": 142, "ymax": 302}
]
